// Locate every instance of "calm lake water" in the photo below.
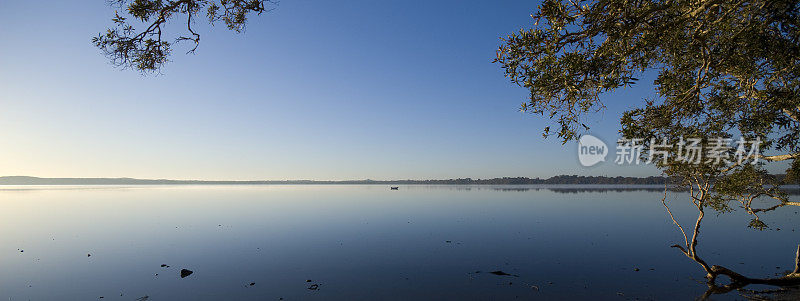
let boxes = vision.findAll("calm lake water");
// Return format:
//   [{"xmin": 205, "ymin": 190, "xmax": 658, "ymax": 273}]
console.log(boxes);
[{"xmin": 1, "ymin": 185, "xmax": 798, "ymax": 300}]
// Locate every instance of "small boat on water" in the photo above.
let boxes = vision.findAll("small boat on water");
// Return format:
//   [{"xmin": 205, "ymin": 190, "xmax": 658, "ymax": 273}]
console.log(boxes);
[{"xmin": 390, "ymin": 187, "xmax": 399, "ymax": 190}]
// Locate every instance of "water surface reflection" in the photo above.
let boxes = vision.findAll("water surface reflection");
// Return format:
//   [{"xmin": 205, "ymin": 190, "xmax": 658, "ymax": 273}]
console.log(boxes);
[{"xmin": 0, "ymin": 185, "xmax": 797, "ymax": 300}]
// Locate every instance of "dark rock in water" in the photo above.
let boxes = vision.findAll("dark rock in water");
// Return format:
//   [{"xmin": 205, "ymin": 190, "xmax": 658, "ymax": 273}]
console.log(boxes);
[
  {"xmin": 306, "ymin": 279, "xmax": 312, "ymax": 282},
  {"xmin": 180, "ymin": 269, "xmax": 194, "ymax": 278},
  {"xmin": 634, "ymin": 268, "xmax": 640, "ymax": 272},
  {"xmin": 20, "ymin": 250, "xmax": 23, "ymax": 253},
  {"xmin": 87, "ymin": 254, "xmax": 91, "ymax": 257},
  {"xmin": 249, "ymin": 282, "xmax": 256, "ymax": 286},
  {"xmin": 160, "ymin": 264, "xmax": 169, "ymax": 268},
  {"xmin": 308, "ymin": 284, "xmax": 319, "ymax": 290},
  {"xmin": 489, "ymin": 270, "xmax": 519, "ymax": 277}
]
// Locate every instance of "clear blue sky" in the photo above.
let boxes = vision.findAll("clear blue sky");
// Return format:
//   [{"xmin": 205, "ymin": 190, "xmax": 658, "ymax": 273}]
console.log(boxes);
[{"xmin": 0, "ymin": 0, "xmax": 660, "ymax": 180}]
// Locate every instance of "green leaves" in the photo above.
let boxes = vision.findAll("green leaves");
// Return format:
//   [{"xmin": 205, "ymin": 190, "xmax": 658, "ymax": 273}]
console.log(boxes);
[
  {"xmin": 497, "ymin": 0, "xmax": 800, "ymax": 219},
  {"xmin": 496, "ymin": 0, "xmax": 799, "ymax": 144},
  {"xmin": 495, "ymin": 0, "xmax": 656, "ymax": 143},
  {"xmin": 127, "ymin": 0, "xmax": 165, "ymax": 22},
  {"xmin": 94, "ymin": 0, "xmax": 276, "ymax": 73},
  {"xmin": 786, "ymin": 159, "xmax": 800, "ymax": 185}
]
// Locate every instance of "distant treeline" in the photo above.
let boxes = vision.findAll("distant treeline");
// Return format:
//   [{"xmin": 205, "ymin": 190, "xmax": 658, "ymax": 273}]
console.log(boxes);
[
  {"xmin": 0, "ymin": 175, "xmax": 671, "ymax": 185},
  {"xmin": 0, "ymin": 175, "xmax": 795, "ymax": 186},
  {"xmin": 387, "ymin": 175, "xmax": 670, "ymax": 185}
]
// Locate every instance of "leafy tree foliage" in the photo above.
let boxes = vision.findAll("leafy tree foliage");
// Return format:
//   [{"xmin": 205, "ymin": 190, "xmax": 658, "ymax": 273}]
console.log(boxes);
[
  {"xmin": 93, "ymin": 0, "xmax": 276, "ymax": 72},
  {"xmin": 496, "ymin": 0, "xmax": 800, "ymax": 289},
  {"xmin": 495, "ymin": 0, "xmax": 800, "ymax": 217}
]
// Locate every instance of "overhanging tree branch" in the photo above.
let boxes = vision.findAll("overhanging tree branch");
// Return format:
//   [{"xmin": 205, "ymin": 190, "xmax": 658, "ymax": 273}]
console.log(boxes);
[{"xmin": 93, "ymin": 0, "xmax": 277, "ymax": 72}]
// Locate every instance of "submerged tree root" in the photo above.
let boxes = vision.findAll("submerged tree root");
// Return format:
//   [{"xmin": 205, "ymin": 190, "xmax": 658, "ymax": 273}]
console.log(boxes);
[
  {"xmin": 705, "ymin": 245, "xmax": 800, "ymax": 286},
  {"xmin": 692, "ymin": 245, "xmax": 800, "ymax": 300},
  {"xmin": 662, "ymin": 187, "xmax": 800, "ymax": 300}
]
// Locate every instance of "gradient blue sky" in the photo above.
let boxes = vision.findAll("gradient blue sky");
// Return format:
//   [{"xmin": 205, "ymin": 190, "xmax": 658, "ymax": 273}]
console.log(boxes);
[{"xmin": 0, "ymin": 0, "xmax": 661, "ymax": 180}]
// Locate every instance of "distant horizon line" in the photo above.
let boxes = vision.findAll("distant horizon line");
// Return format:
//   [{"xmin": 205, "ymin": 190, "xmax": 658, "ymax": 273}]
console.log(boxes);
[{"xmin": 0, "ymin": 175, "xmax": 674, "ymax": 185}]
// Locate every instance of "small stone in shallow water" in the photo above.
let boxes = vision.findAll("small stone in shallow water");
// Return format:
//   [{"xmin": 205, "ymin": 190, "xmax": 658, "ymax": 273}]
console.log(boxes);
[
  {"xmin": 249, "ymin": 282, "xmax": 256, "ymax": 286},
  {"xmin": 489, "ymin": 270, "xmax": 518, "ymax": 277},
  {"xmin": 308, "ymin": 284, "xmax": 319, "ymax": 290},
  {"xmin": 180, "ymin": 269, "xmax": 193, "ymax": 278},
  {"xmin": 161, "ymin": 264, "xmax": 169, "ymax": 268},
  {"xmin": 306, "ymin": 279, "xmax": 312, "ymax": 282}
]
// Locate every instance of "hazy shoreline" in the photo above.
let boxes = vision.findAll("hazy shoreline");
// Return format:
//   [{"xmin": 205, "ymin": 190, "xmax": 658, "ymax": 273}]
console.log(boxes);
[{"xmin": 0, "ymin": 175, "xmax": 671, "ymax": 185}]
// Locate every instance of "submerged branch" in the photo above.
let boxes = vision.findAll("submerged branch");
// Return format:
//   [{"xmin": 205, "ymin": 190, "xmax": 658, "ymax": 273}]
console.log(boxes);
[{"xmin": 664, "ymin": 183, "xmax": 800, "ymax": 294}]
